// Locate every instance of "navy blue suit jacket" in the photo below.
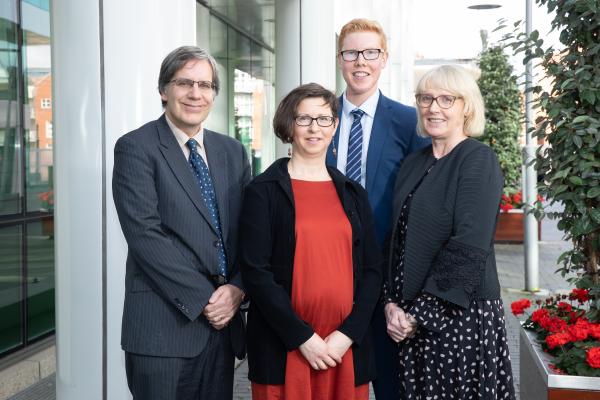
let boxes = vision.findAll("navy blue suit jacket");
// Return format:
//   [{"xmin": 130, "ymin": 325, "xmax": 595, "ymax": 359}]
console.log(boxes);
[{"xmin": 327, "ymin": 92, "xmax": 430, "ymax": 244}]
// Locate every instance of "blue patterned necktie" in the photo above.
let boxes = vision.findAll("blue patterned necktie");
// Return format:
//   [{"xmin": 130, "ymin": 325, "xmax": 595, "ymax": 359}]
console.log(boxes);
[
  {"xmin": 346, "ymin": 108, "xmax": 365, "ymax": 183},
  {"xmin": 186, "ymin": 139, "xmax": 227, "ymax": 278}
]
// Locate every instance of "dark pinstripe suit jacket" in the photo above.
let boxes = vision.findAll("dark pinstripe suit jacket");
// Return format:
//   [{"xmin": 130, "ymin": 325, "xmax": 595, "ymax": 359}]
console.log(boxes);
[{"xmin": 112, "ymin": 114, "xmax": 251, "ymax": 358}]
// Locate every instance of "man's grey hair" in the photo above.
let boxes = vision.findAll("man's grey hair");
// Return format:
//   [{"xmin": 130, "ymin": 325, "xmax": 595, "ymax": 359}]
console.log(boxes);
[{"xmin": 158, "ymin": 46, "xmax": 220, "ymax": 105}]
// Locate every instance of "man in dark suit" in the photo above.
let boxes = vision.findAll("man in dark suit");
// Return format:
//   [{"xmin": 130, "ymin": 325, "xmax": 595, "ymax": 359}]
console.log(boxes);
[
  {"xmin": 326, "ymin": 19, "xmax": 429, "ymax": 399},
  {"xmin": 112, "ymin": 46, "xmax": 250, "ymax": 400}
]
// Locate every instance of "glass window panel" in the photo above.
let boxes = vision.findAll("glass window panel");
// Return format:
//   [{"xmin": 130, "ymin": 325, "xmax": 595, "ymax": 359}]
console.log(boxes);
[
  {"xmin": 230, "ymin": 30, "xmax": 252, "ymax": 163},
  {"xmin": 26, "ymin": 217, "xmax": 54, "ymax": 340},
  {"xmin": 204, "ymin": 0, "xmax": 275, "ymax": 49},
  {"xmin": 0, "ymin": 224, "xmax": 23, "ymax": 353},
  {"xmin": 0, "ymin": 1, "xmax": 22, "ymax": 216},
  {"xmin": 22, "ymin": 0, "xmax": 52, "ymax": 212}
]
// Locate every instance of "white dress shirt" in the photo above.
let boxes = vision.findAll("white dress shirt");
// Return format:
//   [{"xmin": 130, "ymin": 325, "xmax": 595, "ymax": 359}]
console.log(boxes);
[
  {"xmin": 335, "ymin": 90, "xmax": 380, "ymax": 187},
  {"xmin": 166, "ymin": 115, "xmax": 209, "ymax": 167}
]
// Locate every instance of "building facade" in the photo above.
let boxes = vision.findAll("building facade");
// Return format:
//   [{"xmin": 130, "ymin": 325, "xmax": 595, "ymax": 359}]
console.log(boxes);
[
  {"xmin": 0, "ymin": 0, "xmax": 415, "ymax": 398},
  {"xmin": 0, "ymin": 0, "xmax": 54, "ymax": 365}
]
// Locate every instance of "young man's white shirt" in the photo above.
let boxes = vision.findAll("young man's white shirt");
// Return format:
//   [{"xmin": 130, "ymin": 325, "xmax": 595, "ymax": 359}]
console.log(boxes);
[{"xmin": 335, "ymin": 89, "xmax": 380, "ymax": 187}]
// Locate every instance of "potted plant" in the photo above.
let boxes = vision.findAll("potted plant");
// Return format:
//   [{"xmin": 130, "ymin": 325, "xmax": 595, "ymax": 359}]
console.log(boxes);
[
  {"xmin": 37, "ymin": 189, "xmax": 54, "ymax": 212},
  {"xmin": 477, "ymin": 45, "xmax": 522, "ymax": 195},
  {"xmin": 496, "ymin": 190, "xmax": 542, "ymax": 243},
  {"xmin": 476, "ymin": 45, "xmax": 530, "ymax": 243},
  {"xmin": 37, "ymin": 190, "xmax": 54, "ymax": 237},
  {"xmin": 511, "ymin": 291, "xmax": 600, "ymax": 398},
  {"xmin": 503, "ymin": 0, "xmax": 600, "ymax": 397}
]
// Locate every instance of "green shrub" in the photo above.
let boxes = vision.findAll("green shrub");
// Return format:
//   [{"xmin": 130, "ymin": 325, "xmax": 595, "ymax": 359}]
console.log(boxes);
[
  {"xmin": 505, "ymin": 0, "xmax": 600, "ymax": 319},
  {"xmin": 477, "ymin": 46, "xmax": 522, "ymax": 195}
]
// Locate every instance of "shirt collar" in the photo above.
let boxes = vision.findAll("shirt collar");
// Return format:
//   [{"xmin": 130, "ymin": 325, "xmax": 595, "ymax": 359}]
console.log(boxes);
[
  {"xmin": 342, "ymin": 89, "xmax": 380, "ymax": 118},
  {"xmin": 165, "ymin": 114, "xmax": 205, "ymax": 149}
]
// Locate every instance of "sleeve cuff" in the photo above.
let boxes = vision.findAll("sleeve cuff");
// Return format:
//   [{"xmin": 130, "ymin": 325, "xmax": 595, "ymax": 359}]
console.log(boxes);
[{"xmin": 425, "ymin": 240, "xmax": 488, "ymax": 308}]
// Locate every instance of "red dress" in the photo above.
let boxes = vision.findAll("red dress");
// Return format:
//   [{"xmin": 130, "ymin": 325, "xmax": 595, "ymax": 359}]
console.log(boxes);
[{"xmin": 252, "ymin": 179, "xmax": 369, "ymax": 400}]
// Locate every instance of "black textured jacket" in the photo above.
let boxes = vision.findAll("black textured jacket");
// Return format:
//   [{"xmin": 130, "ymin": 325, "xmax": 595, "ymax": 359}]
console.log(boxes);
[
  {"xmin": 388, "ymin": 138, "xmax": 503, "ymax": 309},
  {"xmin": 240, "ymin": 158, "xmax": 383, "ymax": 385}
]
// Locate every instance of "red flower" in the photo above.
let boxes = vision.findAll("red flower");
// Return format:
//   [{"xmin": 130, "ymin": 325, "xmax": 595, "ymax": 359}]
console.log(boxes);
[
  {"xmin": 541, "ymin": 316, "xmax": 567, "ymax": 333},
  {"xmin": 511, "ymin": 299, "xmax": 531, "ymax": 316},
  {"xmin": 586, "ymin": 347, "xmax": 600, "ymax": 369},
  {"xmin": 569, "ymin": 288, "xmax": 590, "ymax": 303},
  {"xmin": 546, "ymin": 332, "xmax": 571, "ymax": 349},
  {"xmin": 567, "ymin": 310, "xmax": 584, "ymax": 324},
  {"xmin": 531, "ymin": 308, "xmax": 549, "ymax": 323},
  {"xmin": 513, "ymin": 192, "xmax": 522, "ymax": 204},
  {"xmin": 589, "ymin": 324, "xmax": 600, "ymax": 341},
  {"xmin": 557, "ymin": 301, "xmax": 572, "ymax": 312},
  {"xmin": 548, "ymin": 364, "xmax": 565, "ymax": 374},
  {"xmin": 568, "ymin": 325, "xmax": 589, "ymax": 342}
]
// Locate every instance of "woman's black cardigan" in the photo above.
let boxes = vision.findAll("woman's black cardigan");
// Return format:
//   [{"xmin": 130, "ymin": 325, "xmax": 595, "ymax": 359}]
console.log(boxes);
[
  {"xmin": 388, "ymin": 138, "xmax": 503, "ymax": 309},
  {"xmin": 239, "ymin": 158, "xmax": 383, "ymax": 385}
]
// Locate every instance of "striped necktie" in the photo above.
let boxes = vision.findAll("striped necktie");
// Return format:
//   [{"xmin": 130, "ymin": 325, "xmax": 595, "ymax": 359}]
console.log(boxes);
[
  {"xmin": 346, "ymin": 108, "xmax": 365, "ymax": 183},
  {"xmin": 186, "ymin": 139, "xmax": 227, "ymax": 278}
]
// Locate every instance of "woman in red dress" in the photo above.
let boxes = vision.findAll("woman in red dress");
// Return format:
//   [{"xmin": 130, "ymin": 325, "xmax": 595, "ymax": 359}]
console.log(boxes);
[{"xmin": 239, "ymin": 83, "xmax": 383, "ymax": 399}]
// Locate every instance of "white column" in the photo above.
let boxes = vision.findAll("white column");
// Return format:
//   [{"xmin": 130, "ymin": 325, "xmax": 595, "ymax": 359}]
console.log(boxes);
[
  {"xmin": 275, "ymin": 0, "xmax": 336, "ymax": 158},
  {"xmin": 300, "ymin": 0, "xmax": 336, "ymax": 88},
  {"xmin": 52, "ymin": 0, "xmax": 196, "ymax": 399},
  {"xmin": 275, "ymin": 0, "xmax": 300, "ymax": 158}
]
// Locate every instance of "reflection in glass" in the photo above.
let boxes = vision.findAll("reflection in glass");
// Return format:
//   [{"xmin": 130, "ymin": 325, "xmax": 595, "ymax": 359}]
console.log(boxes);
[
  {"xmin": 22, "ymin": 0, "xmax": 53, "ymax": 212},
  {"xmin": 26, "ymin": 218, "xmax": 54, "ymax": 340},
  {"xmin": 0, "ymin": 2, "xmax": 22, "ymax": 216},
  {"xmin": 0, "ymin": 225, "xmax": 23, "ymax": 353},
  {"xmin": 198, "ymin": 4, "xmax": 275, "ymax": 175},
  {"xmin": 234, "ymin": 69, "xmax": 265, "ymax": 175}
]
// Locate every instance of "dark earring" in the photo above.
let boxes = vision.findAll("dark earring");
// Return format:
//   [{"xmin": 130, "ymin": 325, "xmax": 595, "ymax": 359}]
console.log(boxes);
[{"xmin": 288, "ymin": 147, "xmax": 292, "ymax": 157}]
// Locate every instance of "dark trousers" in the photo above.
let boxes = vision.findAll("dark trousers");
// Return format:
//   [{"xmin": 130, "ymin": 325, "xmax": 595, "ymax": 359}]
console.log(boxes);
[
  {"xmin": 371, "ymin": 304, "xmax": 400, "ymax": 400},
  {"xmin": 125, "ymin": 330, "xmax": 234, "ymax": 400}
]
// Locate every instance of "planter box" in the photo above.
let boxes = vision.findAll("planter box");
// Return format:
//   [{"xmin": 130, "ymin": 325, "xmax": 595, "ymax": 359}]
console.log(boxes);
[
  {"xmin": 520, "ymin": 326, "xmax": 600, "ymax": 399},
  {"xmin": 495, "ymin": 210, "xmax": 541, "ymax": 244}
]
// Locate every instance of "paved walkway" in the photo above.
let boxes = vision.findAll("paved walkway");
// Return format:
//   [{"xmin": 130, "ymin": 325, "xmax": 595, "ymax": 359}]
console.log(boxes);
[{"xmin": 10, "ymin": 208, "xmax": 571, "ymax": 400}]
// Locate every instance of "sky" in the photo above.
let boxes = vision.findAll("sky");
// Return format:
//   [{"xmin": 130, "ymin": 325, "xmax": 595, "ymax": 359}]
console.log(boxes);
[{"xmin": 412, "ymin": 0, "xmax": 561, "ymax": 75}]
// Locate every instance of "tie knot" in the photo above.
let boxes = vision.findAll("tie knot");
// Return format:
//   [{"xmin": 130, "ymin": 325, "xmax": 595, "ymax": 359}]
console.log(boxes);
[
  {"xmin": 186, "ymin": 139, "xmax": 198, "ymax": 152},
  {"xmin": 351, "ymin": 108, "xmax": 365, "ymax": 120}
]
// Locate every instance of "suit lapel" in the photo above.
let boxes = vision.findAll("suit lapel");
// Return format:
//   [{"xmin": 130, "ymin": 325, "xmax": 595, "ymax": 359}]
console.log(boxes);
[
  {"xmin": 365, "ymin": 93, "xmax": 389, "ymax": 194},
  {"xmin": 204, "ymin": 130, "xmax": 229, "ymax": 244},
  {"xmin": 156, "ymin": 115, "xmax": 218, "ymax": 234}
]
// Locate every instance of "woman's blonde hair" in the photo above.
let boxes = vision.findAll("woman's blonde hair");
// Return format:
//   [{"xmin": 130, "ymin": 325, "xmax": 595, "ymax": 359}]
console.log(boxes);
[{"xmin": 415, "ymin": 65, "xmax": 485, "ymax": 138}]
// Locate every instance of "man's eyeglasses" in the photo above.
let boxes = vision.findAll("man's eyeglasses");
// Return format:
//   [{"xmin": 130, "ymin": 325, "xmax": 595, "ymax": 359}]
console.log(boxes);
[
  {"xmin": 339, "ymin": 49, "xmax": 383, "ymax": 62},
  {"xmin": 294, "ymin": 115, "xmax": 335, "ymax": 127},
  {"xmin": 415, "ymin": 94, "xmax": 461, "ymax": 109},
  {"xmin": 170, "ymin": 78, "xmax": 215, "ymax": 91}
]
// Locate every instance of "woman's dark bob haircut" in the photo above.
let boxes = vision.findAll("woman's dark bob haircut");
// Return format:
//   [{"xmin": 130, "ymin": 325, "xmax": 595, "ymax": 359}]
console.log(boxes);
[{"xmin": 273, "ymin": 83, "xmax": 339, "ymax": 144}]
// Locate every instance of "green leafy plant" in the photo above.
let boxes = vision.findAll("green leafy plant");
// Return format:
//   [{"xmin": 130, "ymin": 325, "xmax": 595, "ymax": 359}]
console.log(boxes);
[
  {"xmin": 477, "ymin": 46, "xmax": 522, "ymax": 195},
  {"xmin": 503, "ymin": 0, "xmax": 600, "ymax": 319}
]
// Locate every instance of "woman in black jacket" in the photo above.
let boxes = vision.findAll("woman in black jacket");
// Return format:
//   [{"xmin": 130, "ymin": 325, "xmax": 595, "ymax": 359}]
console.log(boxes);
[
  {"xmin": 382, "ymin": 65, "xmax": 516, "ymax": 399},
  {"xmin": 239, "ymin": 83, "xmax": 382, "ymax": 399}
]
